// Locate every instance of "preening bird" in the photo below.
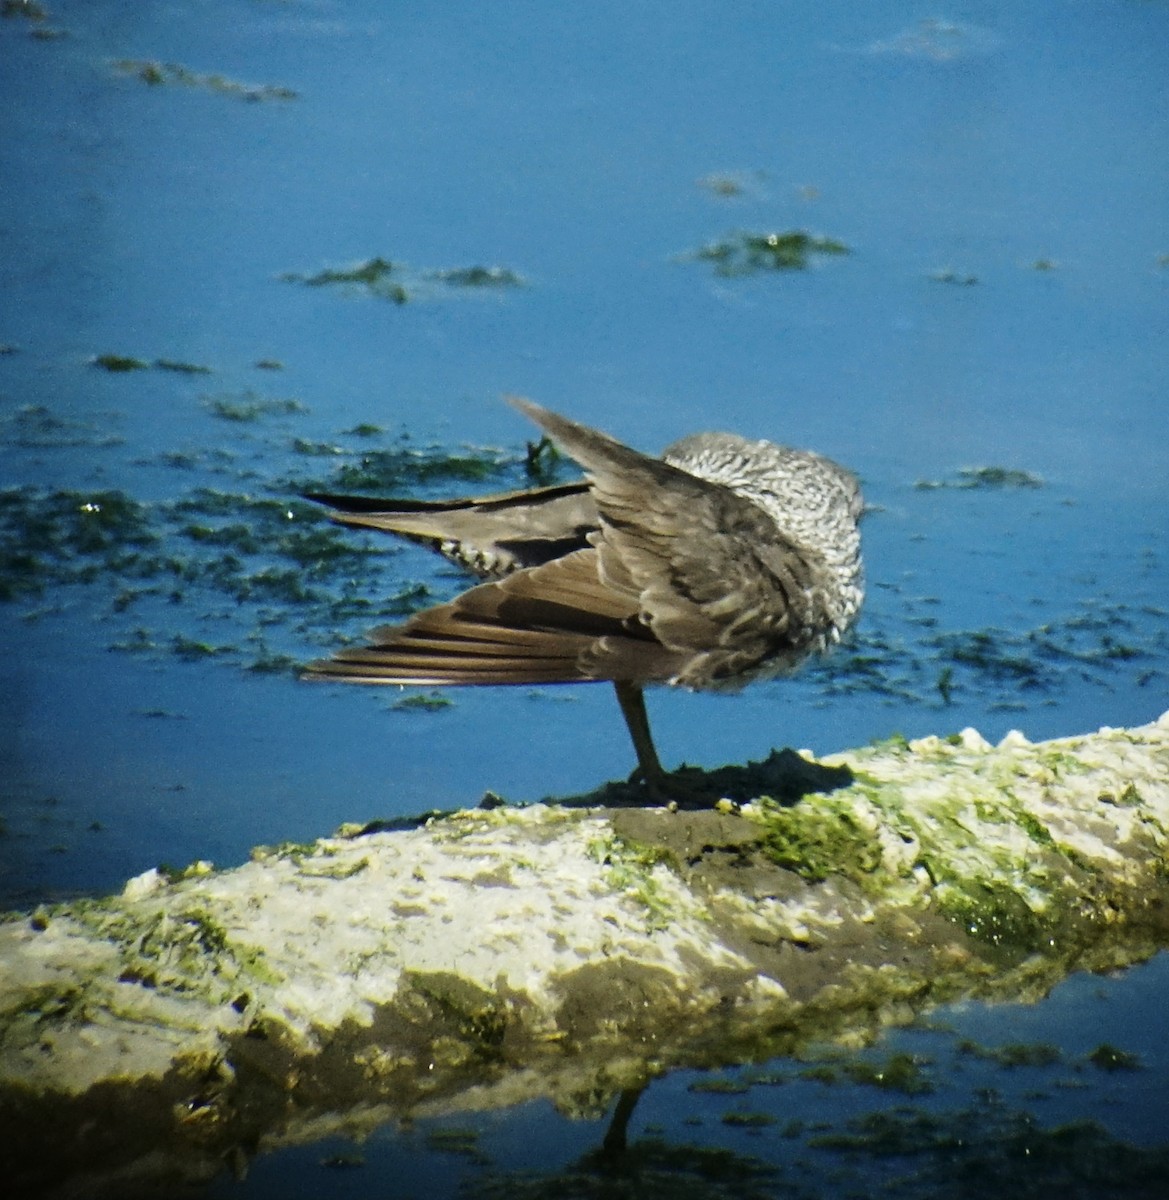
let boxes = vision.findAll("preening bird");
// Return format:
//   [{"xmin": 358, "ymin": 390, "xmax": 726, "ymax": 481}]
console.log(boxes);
[{"xmin": 304, "ymin": 397, "xmax": 864, "ymax": 798}]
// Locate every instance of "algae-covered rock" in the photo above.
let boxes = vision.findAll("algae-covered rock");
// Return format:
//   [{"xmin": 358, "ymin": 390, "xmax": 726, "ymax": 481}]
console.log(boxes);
[{"xmin": 1, "ymin": 713, "xmax": 1167, "ymax": 1197}]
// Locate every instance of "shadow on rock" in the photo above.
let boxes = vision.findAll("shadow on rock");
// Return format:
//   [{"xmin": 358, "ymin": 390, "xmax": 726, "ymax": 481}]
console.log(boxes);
[{"xmin": 554, "ymin": 748, "xmax": 855, "ymax": 810}]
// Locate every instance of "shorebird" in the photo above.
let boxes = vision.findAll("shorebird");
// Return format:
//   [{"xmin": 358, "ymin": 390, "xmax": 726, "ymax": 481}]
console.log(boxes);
[{"xmin": 304, "ymin": 397, "xmax": 864, "ymax": 797}]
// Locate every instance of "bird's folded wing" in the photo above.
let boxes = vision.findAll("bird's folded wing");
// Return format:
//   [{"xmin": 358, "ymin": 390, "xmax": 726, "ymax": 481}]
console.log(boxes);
[
  {"xmin": 509, "ymin": 398, "xmax": 827, "ymax": 685},
  {"xmin": 304, "ymin": 548, "xmax": 687, "ymax": 687}
]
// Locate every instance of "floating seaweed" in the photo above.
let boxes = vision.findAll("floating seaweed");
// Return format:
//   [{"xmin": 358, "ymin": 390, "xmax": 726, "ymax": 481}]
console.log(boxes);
[
  {"xmin": 282, "ymin": 256, "xmax": 525, "ymax": 304},
  {"xmin": 0, "ymin": 404, "xmax": 123, "ymax": 449},
  {"xmin": 112, "ymin": 59, "xmax": 298, "ymax": 103},
  {"xmin": 155, "ymin": 359, "xmax": 212, "ymax": 375},
  {"xmin": 425, "ymin": 265, "xmax": 524, "ymax": 288},
  {"xmin": 91, "ymin": 354, "xmax": 212, "ymax": 375},
  {"xmin": 2, "ymin": 0, "xmax": 50, "ymax": 19},
  {"xmin": 203, "ymin": 393, "xmax": 307, "ymax": 422},
  {"xmin": 1, "ymin": 0, "xmax": 62, "ymax": 34},
  {"xmin": 392, "ymin": 692, "xmax": 454, "ymax": 713},
  {"xmin": 308, "ymin": 440, "xmax": 524, "ymax": 493},
  {"xmin": 688, "ymin": 229, "xmax": 850, "ymax": 276},
  {"xmin": 699, "ymin": 174, "xmax": 745, "ymax": 197},
  {"xmin": 915, "ymin": 467, "xmax": 1044, "ymax": 490},
  {"xmin": 285, "ymin": 256, "xmax": 407, "ymax": 303},
  {"xmin": 92, "ymin": 353, "xmax": 149, "ymax": 372},
  {"xmin": 929, "ymin": 268, "xmax": 979, "ymax": 286}
]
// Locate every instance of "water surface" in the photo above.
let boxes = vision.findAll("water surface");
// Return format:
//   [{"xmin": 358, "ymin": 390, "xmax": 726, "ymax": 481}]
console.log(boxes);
[{"xmin": 1, "ymin": 0, "xmax": 1166, "ymax": 1193}]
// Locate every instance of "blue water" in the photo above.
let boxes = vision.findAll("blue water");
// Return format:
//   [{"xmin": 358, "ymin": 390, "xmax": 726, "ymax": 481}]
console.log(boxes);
[{"xmin": 1, "ymin": 0, "xmax": 1167, "ymax": 1192}]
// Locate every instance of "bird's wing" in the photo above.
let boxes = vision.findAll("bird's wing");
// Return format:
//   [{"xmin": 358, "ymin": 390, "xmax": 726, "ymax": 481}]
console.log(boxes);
[
  {"xmin": 304, "ymin": 547, "xmax": 688, "ymax": 687},
  {"xmin": 509, "ymin": 397, "xmax": 829, "ymax": 687},
  {"xmin": 303, "ymin": 481, "xmax": 597, "ymax": 575}
]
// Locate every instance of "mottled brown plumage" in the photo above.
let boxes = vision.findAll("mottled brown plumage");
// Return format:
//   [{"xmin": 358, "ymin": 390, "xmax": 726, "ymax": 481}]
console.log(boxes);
[{"xmin": 304, "ymin": 397, "xmax": 864, "ymax": 795}]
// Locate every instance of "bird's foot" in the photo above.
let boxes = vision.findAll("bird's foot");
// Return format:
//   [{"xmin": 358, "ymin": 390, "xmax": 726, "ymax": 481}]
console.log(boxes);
[{"xmin": 626, "ymin": 764, "xmax": 725, "ymax": 809}]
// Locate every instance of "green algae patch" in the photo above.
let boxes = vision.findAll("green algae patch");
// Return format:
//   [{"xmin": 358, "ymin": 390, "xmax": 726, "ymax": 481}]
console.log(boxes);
[
  {"xmin": 697, "ymin": 170, "xmax": 764, "ymax": 197},
  {"xmin": 392, "ymin": 691, "xmax": 454, "ymax": 712},
  {"xmin": 3, "ymin": 0, "xmax": 50, "ymax": 21},
  {"xmin": 829, "ymin": 726, "xmax": 1169, "ymax": 956},
  {"xmin": 932, "ymin": 876, "xmax": 1061, "ymax": 951},
  {"xmin": 688, "ymin": 1076, "xmax": 751, "ymax": 1095},
  {"xmin": 0, "ymin": 487, "xmax": 157, "ymax": 599},
  {"xmin": 586, "ymin": 833, "xmax": 687, "ymax": 932},
  {"xmin": 915, "ymin": 466, "xmax": 1044, "ymax": 490},
  {"xmin": 929, "ymin": 267, "xmax": 979, "ymax": 286},
  {"xmin": 957, "ymin": 1039, "xmax": 1062, "ymax": 1068},
  {"xmin": 687, "ymin": 229, "xmax": 850, "ymax": 276},
  {"xmin": 92, "ymin": 352, "xmax": 149, "ymax": 372},
  {"xmin": 283, "ymin": 256, "xmax": 526, "ymax": 305},
  {"xmin": 327, "ymin": 446, "xmax": 504, "ymax": 490},
  {"xmin": 798, "ymin": 1050, "xmax": 935, "ymax": 1095},
  {"xmin": 155, "ymin": 358, "xmax": 212, "ymax": 375},
  {"xmin": 0, "ymin": 461, "xmax": 466, "ymax": 672},
  {"xmin": 0, "ymin": 404, "xmax": 123, "ymax": 449},
  {"xmin": 523, "ymin": 434, "xmax": 562, "ymax": 484},
  {"xmin": 1088, "ymin": 1043, "xmax": 1141, "ymax": 1072},
  {"xmin": 807, "ymin": 1107, "xmax": 1169, "ymax": 1195},
  {"xmin": 427, "ymin": 265, "xmax": 524, "ymax": 289},
  {"xmin": 470, "ymin": 1134, "xmax": 781, "ymax": 1200},
  {"xmin": 930, "ymin": 629, "xmax": 1050, "ymax": 687},
  {"xmin": 425, "ymin": 1126, "xmax": 489, "ymax": 1163},
  {"xmin": 721, "ymin": 1109, "xmax": 775, "ymax": 1127},
  {"xmin": 286, "ymin": 256, "xmax": 408, "ymax": 303},
  {"xmin": 112, "ymin": 59, "xmax": 298, "ymax": 103},
  {"xmin": 851, "ymin": 1052, "xmax": 935, "ymax": 1094},
  {"xmin": 203, "ymin": 393, "xmax": 306, "ymax": 422},
  {"xmin": 753, "ymin": 799, "xmax": 884, "ymax": 885},
  {"xmin": 91, "ymin": 354, "xmax": 213, "ymax": 375}
]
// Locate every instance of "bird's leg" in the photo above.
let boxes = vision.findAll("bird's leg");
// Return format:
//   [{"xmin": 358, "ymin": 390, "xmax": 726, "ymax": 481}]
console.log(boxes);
[
  {"xmin": 600, "ymin": 1085, "xmax": 646, "ymax": 1160},
  {"xmin": 613, "ymin": 681, "xmax": 723, "ymax": 807},
  {"xmin": 613, "ymin": 680, "xmax": 667, "ymax": 798}
]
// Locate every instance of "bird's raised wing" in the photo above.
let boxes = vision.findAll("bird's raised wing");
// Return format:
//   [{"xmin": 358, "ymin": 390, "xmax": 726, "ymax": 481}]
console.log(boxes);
[{"xmin": 509, "ymin": 397, "xmax": 832, "ymax": 688}]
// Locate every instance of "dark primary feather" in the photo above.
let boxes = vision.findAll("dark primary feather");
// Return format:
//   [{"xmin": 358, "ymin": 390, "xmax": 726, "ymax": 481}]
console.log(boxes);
[
  {"xmin": 323, "ymin": 548, "xmax": 686, "ymax": 687},
  {"xmin": 303, "ymin": 482, "xmax": 596, "ymax": 575}
]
